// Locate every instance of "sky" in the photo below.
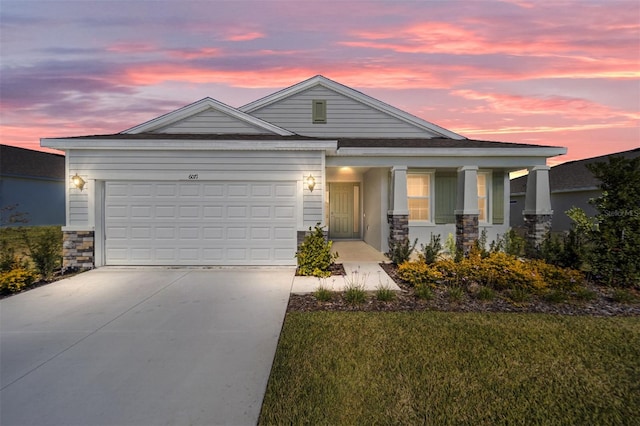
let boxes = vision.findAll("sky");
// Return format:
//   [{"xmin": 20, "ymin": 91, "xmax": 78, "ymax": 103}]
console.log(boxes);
[{"xmin": 1, "ymin": 0, "xmax": 638, "ymax": 167}]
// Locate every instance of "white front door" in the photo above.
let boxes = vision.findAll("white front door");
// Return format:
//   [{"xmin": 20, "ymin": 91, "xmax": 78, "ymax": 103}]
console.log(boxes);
[{"xmin": 104, "ymin": 181, "xmax": 297, "ymax": 265}]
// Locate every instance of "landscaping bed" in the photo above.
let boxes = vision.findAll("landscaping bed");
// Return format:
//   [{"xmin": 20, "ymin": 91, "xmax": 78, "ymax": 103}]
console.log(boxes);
[{"xmin": 287, "ymin": 262, "xmax": 640, "ymax": 316}]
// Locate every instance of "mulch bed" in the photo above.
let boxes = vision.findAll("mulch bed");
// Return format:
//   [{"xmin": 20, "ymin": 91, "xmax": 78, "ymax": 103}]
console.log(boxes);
[{"xmin": 287, "ymin": 263, "xmax": 640, "ymax": 317}]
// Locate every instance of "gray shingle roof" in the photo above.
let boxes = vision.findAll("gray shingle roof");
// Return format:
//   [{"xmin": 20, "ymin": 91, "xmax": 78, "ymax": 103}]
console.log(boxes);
[
  {"xmin": 510, "ymin": 148, "xmax": 640, "ymax": 194},
  {"xmin": 0, "ymin": 145, "xmax": 65, "ymax": 180}
]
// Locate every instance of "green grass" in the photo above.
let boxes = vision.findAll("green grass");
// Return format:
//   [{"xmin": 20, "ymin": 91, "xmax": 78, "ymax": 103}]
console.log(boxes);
[{"xmin": 260, "ymin": 312, "xmax": 640, "ymax": 425}]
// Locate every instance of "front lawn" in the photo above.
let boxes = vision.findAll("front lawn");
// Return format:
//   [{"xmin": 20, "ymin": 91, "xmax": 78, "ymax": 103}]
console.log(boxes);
[{"xmin": 260, "ymin": 311, "xmax": 640, "ymax": 425}]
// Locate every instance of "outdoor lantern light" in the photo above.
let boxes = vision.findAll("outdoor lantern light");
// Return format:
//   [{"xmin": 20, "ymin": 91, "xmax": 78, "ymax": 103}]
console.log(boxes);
[
  {"xmin": 71, "ymin": 174, "xmax": 86, "ymax": 191},
  {"xmin": 306, "ymin": 174, "xmax": 316, "ymax": 192}
]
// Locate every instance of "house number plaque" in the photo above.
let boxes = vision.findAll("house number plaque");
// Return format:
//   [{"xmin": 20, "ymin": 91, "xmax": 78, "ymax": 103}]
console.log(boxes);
[{"xmin": 188, "ymin": 174, "xmax": 199, "ymax": 180}]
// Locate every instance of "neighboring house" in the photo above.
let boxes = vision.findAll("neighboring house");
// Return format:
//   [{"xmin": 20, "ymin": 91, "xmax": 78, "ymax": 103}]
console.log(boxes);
[
  {"xmin": 511, "ymin": 148, "xmax": 640, "ymax": 232},
  {"xmin": 42, "ymin": 75, "xmax": 565, "ymax": 269},
  {"xmin": 0, "ymin": 145, "xmax": 65, "ymax": 226}
]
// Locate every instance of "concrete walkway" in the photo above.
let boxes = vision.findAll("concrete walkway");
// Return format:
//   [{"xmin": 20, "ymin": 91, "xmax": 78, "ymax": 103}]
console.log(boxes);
[
  {"xmin": 0, "ymin": 267, "xmax": 293, "ymax": 426},
  {"xmin": 291, "ymin": 261, "xmax": 401, "ymax": 293}
]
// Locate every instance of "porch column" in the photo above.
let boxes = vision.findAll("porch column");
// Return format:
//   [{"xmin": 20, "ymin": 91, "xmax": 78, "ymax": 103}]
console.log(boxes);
[
  {"xmin": 455, "ymin": 166, "xmax": 479, "ymax": 254},
  {"xmin": 387, "ymin": 166, "xmax": 409, "ymax": 249},
  {"xmin": 523, "ymin": 165, "xmax": 553, "ymax": 249}
]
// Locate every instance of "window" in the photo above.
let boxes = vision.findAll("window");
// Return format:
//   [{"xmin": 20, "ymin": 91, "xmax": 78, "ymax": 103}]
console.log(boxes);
[
  {"xmin": 408, "ymin": 173, "xmax": 431, "ymax": 222},
  {"xmin": 477, "ymin": 172, "xmax": 489, "ymax": 222},
  {"xmin": 312, "ymin": 100, "xmax": 326, "ymax": 124}
]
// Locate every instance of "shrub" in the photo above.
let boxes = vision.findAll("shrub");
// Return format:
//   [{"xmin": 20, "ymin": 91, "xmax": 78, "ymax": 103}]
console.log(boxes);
[
  {"xmin": 476, "ymin": 286, "xmax": 496, "ymax": 301},
  {"xmin": 610, "ymin": 288, "xmax": 638, "ymax": 304},
  {"xmin": 0, "ymin": 240, "xmax": 22, "ymax": 272},
  {"xmin": 295, "ymin": 223, "xmax": 338, "ymax": 278},
  {"xmin": 21, "ymin": 227, "xmax": 62, "ymax": 280},
  {"xmin": 397, "ymin": 261, "xmax": 443, "ymax": 287},
  {"xmin": 314, "ymin": 285, "xmax": 333, "ymax": 302},
  {"xmin": 447, "ymin": 286, "xmax": 465, "ymax": 303},
  {"xmin": 414, "ymin": 284, "xmax": 434, "ymax": 300},
  {"xmin": 420, "ymin": 234, "xmax": 442, "ymax": 265},
  {"xmin": 543, "ymin": 290, "xmax": 569, "ymax": 304},
  {"xmin": 0, "ymin": 268, "xmax": 37, "ymax": 294},
  {"xmin": 530, "ymin": 259, "xmax": 584, "ymax": 292},
  {"xmin": 386, "ymin": 238, "xmax": 417, "ymax": 265},
  {"xmin": 375, "ymin": 284, "xmax": 396, "ymax": 302},
  {"xmin": 573, "ymin": 287, "xmax": 597, "ymax": 302},
  {"xmin": 507, "ymin": 288, "xmax": 531, "ymax": 303},
  {"xmin": 343, "ymin": 284, "xmax": 367, "ymax": 305}
]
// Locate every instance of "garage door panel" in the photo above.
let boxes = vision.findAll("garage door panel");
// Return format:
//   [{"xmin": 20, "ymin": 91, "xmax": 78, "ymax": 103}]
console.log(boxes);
[{"xmin": 105, "ymin": 181, "xmax": 297, "ymax": 265}]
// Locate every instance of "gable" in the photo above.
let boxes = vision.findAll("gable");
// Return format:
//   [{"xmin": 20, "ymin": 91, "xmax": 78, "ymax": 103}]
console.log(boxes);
[
  {"xmin": 123, "ymin": 97, "xmax": 294, "ymax": 136},
  {"xmin": 241, "ymin": 75, "xmax": 464, "ymax": 139},
  {"xmin": 152, "ymin": 107, "xmax": 274, "ymax": 134}
]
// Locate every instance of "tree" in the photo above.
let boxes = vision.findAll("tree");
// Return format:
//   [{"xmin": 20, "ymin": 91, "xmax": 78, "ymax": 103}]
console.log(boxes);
[{"xmin": 586, "ymin": 155, "xmax": 640, "ymax": 286}]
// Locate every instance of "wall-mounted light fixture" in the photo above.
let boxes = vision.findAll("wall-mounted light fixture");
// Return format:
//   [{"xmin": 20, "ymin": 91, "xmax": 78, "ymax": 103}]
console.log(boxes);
[
  {"xmin": 71, "ymin": 173, "xmax": 86, "ymax": 191},
  {"xmin": 306, "ymin": 174, "xmax": 316, "ymax": 192}
]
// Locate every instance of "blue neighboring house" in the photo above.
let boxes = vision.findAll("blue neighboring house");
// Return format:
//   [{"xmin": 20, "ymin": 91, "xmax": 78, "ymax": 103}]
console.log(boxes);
[{"xmin": 0, "ymin": 145, "xmax": 65, "ymax": 226}]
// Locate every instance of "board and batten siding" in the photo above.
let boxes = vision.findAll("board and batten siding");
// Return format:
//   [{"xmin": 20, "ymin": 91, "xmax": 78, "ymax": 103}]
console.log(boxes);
[
  {"xmin": 153, "ymin": 108, "xmax": 272, "ymax": 134},
  {"xmin": 66, "ymin": 149, "xmax": 324, "ymax": 229},
  {"xmin": 249, "ymin": 86, "xmax": 440, "ymax": 138}
]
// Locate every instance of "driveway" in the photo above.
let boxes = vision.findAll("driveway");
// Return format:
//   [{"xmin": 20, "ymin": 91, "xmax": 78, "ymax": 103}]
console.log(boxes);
[{"xmin": 0, "ymin": 267, "xmax": 294, "ymax": 426}]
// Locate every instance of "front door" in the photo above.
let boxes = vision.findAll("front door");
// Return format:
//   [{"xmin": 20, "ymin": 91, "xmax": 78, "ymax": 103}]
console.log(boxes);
[{"xmin": 329, "ymin": 183, "xmax": 360, "ymax": 239}]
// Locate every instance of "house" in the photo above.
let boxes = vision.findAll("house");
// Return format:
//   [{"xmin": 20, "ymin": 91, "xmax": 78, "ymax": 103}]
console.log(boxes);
[
  {"xmin": 511, "ymin": 148, "xmax": 640, "ymax": 232},
  {"xmin": 0, "ymin": 145, "xmax": 65, "ymax": 226},
  {"xmin": 42, "ymin": 75, "xmax": 565, "ymax": 269}
]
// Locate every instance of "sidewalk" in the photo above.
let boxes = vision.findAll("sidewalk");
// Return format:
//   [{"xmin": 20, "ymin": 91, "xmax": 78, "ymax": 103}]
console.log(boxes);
[{"xmin": 291, "ymin": 262, "xmax": 401, "ymax": 294}]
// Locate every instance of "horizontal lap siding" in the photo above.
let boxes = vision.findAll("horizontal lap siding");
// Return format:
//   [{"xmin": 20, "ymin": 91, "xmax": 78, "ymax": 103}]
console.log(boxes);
[
  {"xmin": 67, "ymin": 149, "xmax": 323, "ymax": 228},
  {"xmin": 250, "ymin": 86, "xmax": 438, "ymax": 137},
  {"xmin": 154, "ymin": 108, "xmax": 269, "ymax": 134}
]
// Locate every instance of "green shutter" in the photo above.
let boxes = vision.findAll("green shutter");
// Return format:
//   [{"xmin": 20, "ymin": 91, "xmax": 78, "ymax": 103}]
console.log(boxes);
[
  {"xmin": 492, "ymin": 171, "xmax": 504, "ymax": 224},
  {"xmin": 435, "ymin": 172, "xmax": 457, "ymax": 224}
]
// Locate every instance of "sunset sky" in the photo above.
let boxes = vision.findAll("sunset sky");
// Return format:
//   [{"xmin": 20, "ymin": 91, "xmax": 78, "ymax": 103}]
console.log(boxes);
[{"xmin": 1, "ymin": 0, "xmax": 638, "ymax": 166}]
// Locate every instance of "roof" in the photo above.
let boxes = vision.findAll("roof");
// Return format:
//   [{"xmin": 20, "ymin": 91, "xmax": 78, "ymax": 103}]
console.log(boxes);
[
  {"xmin": 240, "ymin": 75, "xmax": 465, "ymax": 140},
  {"xmin": 122, "ymin": 97, "xmax": 295, "ymax": 136},
  {"xmin": 511, "ymin": 148, "xmax": 640, "ymax": 194},
  {"xmin": 0, "ymin": 144, "xmax": 65, "ymax": 180}
]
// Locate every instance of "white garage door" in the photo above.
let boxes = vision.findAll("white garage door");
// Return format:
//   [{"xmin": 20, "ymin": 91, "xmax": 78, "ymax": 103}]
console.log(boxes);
[{"xmin": 104, "ymin": 181, "xmax": 297, "ymax": 265}]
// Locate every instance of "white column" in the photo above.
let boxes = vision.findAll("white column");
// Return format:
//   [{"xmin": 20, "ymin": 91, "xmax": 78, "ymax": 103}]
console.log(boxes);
[
  {"xmin": 455, "ymin": 166, "xmax": 479, "ymax": 215},
  {"xmin": 390, "ymin": 166, "xmax": 408, "ymax": 215},
  {"xmin": 523, "ymin": 165, "xmax": 553, "ymax": 215}
]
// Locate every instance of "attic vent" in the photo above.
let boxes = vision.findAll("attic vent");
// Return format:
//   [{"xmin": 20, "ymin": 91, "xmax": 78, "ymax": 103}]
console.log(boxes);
[{"xmin": 312, "ymin": 99, "xmax": 327, "ymax": 124}]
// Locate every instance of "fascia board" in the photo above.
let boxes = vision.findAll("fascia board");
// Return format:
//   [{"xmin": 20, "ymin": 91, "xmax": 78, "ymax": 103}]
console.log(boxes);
[
  {"xmin": 123, "ymin": 98, "xmax": 294, "ymax": 136},
  {"xmin": 241, "ymin": 76, "xmax": 465, "ymax": 140},
  {"xmin": 336, "ymin": 147, "xmax": 567, "ymax": 157},
  {"xmin": 41, "ymin": 138, "xmax": 337, "ymax": 151}
]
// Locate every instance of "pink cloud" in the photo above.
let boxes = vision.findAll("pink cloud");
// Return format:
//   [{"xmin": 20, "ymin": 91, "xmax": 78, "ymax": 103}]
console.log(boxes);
[{"xmin": 225, "ymin": 31, "xmax": 265, "ymax": 42}]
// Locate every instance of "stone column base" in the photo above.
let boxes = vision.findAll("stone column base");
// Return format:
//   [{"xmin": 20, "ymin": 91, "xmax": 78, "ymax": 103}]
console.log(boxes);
[
  {"xmin": 62, "ymin": 230, "xmax": 95, "ymax": 270},
  {"xmin": 524, "ymin": 214, "xmax": 552, "ymax": 249},
  {"xmin": 387, "ymin": 213, "xmax": 409, "ymax": 249},
  {"xmin": 455, "ymin": 214, "xmax": 479, "ymax": 255}
]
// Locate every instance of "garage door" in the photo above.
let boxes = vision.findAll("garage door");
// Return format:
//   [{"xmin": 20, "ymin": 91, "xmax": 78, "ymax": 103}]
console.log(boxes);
[{"xmin": 104, "ymin": 181, "xmax": 297, "ymax": 265}]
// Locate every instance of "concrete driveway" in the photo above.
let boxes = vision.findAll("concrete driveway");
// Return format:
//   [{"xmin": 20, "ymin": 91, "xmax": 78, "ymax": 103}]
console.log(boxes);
[{"xmin": 0, "ymin": 267, "xmax": 294, "ymax": 426}]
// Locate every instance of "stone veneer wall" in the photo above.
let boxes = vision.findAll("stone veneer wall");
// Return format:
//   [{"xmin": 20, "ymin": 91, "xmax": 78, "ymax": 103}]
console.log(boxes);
[
  {"xmin": 387, "ymin": 214, "xmax": 409, "ymax": 249},
  {"xmin": 455, "ymin": 214, "xmax": 479, "ymax": 254},
  {"xmin": 62, "ymin": 230, "xmax": 94, "ymax": 270},
  {"xmin": 523, "ymin": 214, "xmax": 553, "ymax": 249}
]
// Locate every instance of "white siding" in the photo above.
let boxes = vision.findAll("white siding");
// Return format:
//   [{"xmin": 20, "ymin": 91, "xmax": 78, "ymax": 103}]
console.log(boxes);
[
  {"xmin": 67, "ymin": 149, "xmax": 324, "ymax": 229},
  {"xmin": 249, "ymin": 86, "xmax": 440, "ymax": 138},
  {"xmin": 154, "ymin": 107, "xmax": 272, "ymax": 134}
]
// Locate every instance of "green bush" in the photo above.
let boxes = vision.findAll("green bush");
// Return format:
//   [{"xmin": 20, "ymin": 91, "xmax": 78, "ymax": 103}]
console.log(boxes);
[
  {"xmin": 420, "ymin": 234, "xmax": 442, "ymax": 265},
  {"xmin": 314, "ymin": 285, "xmax": 333, "ymax": 302},
  {"xmin": 22, "ymin": 227, "xmax": 62, "ymax": 280},
  {"xmin": 414, "ymin": 284, "xmax": 434, "ymax": 300},
  {"xmin": 386, "ymin": 238, "xmax": 417, "ymax": 265},
  {"xmin": 343, "ymin": 283, "xmax": 367, "ymax": 305},
  {"xmin": 0, "ymin": 268, "xmax": 37, "ymax": 294},
  {"xmin": 375, "ymin": 284, "xmax": 396, "ymax": 302},
  {"xmin": 295, "ymin": 223, "xmax": 338, "ymax": 278}
]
